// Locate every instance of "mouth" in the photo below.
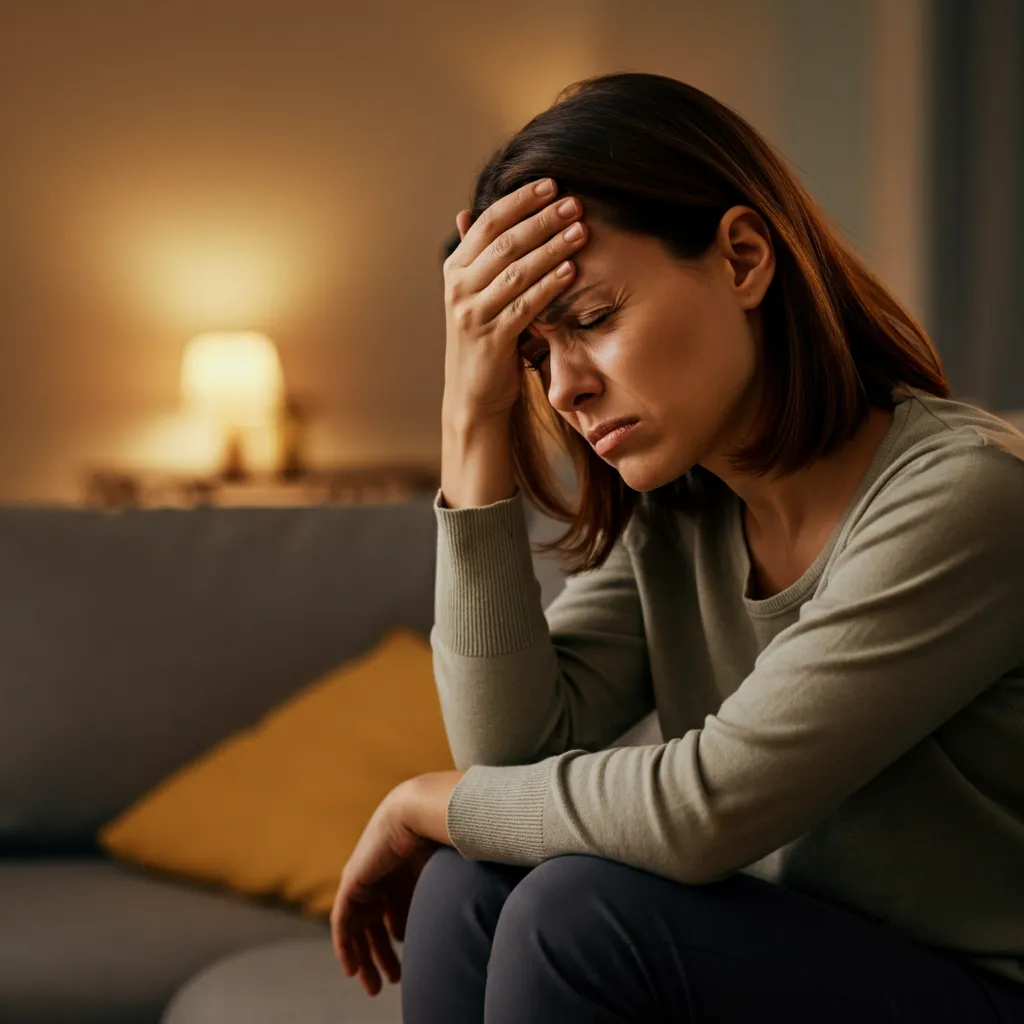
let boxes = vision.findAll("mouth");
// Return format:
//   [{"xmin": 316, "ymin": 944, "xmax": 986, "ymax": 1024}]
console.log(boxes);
[{"xmin": 587, "ymin": 418, "xmax": 640, "ymax": 456}]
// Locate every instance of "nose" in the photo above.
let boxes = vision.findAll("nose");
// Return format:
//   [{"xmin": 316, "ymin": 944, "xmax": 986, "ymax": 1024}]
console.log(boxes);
[{"xmin": 545, "ymin": 346, "xmax": 602, "ymax": 415}]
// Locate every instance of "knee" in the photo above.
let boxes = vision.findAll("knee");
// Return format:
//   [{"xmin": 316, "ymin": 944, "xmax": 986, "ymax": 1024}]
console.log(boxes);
[
  {"xmin": 487, "ymin": 856, "xmax": 669, "ymax": 1020},
  {"xmin": 493, "ymin": 854, "xmax": 623, "ymax": 951},
  {"xmin": 413, "ymin": 844, "xmax": 492, "ymax": 904},
  {"xmin": 492, "ymin": 854, "xmax": 723, "ymax": 954},
  {"xmin": 406, "ymin": 846, "xmax": 519, "ymax": 951}
]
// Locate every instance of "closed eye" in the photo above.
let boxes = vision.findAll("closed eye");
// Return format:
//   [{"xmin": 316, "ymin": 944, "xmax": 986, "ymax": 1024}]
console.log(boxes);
[
  {"xmin": 574, "ymin": 311, "xmax": 610, "ymax": 334},
  {"xmin": 523, "ymin": 311, "xmax": 611, "ymax": 372}
]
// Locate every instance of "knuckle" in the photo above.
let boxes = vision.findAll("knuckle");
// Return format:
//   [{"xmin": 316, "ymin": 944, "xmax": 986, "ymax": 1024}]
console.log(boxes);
[
  {"xmin": 444, "ymin": 275, "xmax": 464, "ymax": 305},
  {"xmin": 501, "ymin": 261, "xmax": 522, "ymax": 289},
  {"xmin": 475, "ymin": 207, "xmax": 493, "ymax": 236},
  {"xmin": 453, "ymin": 304, "xmax": 474, "ymax": 332},
  {"xmin": 506, "ymin": 292, "xmax": 527, "ymax": 321},
  {"xmin": 490, "ymin": 230, "xmax": 514, "ymax": 258}
]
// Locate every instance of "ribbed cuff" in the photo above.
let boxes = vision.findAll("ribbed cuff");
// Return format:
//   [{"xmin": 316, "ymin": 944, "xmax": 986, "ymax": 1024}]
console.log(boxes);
[
  {"xmin": 433, "ymin": 488, "xmax": 548, "ymax": 656},
  {"xmin": 445, "ymin": 759, "xmax": 556, "ymax": 866}
]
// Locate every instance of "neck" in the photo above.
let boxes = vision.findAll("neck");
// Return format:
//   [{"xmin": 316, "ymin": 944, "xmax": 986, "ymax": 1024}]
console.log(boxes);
[{"xmin": 701, "ymin": 406, "xmax": 895, "ymax": 548}]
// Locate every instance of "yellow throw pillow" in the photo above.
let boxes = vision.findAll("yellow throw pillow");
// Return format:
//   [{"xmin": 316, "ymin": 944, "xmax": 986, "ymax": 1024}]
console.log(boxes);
[{"xmin": 98, "ymin": 628, "xmax": 454, "ymax": 917}]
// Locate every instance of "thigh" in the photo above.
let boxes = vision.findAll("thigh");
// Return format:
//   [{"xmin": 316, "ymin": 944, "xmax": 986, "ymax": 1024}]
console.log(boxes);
[
  {"xmin": 401, "ymin": 845, "xmax": 529, "ymax": 1024},
  {"xmin": 485, "ymin": 854, "xmax": 1024, "ymax": 1023}
]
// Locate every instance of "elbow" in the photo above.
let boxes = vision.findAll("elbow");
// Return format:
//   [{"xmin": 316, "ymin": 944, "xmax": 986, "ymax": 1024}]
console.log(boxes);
[
  {"xmin": 447, "ymin": 736, "xmax": 550, "ymax": 772},
  {"xmin": 450, "ymin": 747, "xmax": 478, "ymax": 773},
  {"xmin": 446, "ymin": 735, "xmax": 502, "ymax": 772}
]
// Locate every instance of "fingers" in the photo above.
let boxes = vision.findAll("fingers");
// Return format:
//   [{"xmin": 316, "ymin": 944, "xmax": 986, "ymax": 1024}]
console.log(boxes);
[
  {"xmin": 367, "ymin": 917, "xmax": 402, "ymax": 984},
  {"xmin": 340, "ymin": 938, "xmax": 357, "ymax": 978},
  {"xmin": 352, "ymin": 930, "xmax": 382, "ymax": 996},
  {"xmin": 450, "ymin": 178, "xmax": 559, "ymax": 270},
  {"xmin": 465, "ymin": 197, "xmax": 588, "ymax": 326},
  {"xmin": 334, "ymin": 924, "xmax": 357, "ymax": 980},
  {"xmin": 333, "ymin": 900, "xmax": 401, "ymax": 998},
  {"xmin": 342, "ymin": 921, "xmax": 400, "ymax": 998},
  {"xmin": 385, "ymin": 844, "xmax": 434, "ymax": 943},
  {"xmin": 473, "ymin": 214, "xmax": 586, "ymax": 330},
  {"xmin": 385, "ymin": 894, "xmax": 408, "ymax": 943},
  {"xmin": 330, "ymin": 894, "xmax": 345, "ymax": 967},
  {"xmin": 331, "ymin": 886, "xmax": 364, "ymax": 983}
]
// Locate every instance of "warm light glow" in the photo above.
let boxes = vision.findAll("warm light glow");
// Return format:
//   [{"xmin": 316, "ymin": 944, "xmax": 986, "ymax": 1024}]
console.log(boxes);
[
  {"xmin": 86, "ymin": 185, "xmax": 346, "ymax": 334},
  {"xmin": 180, "ymin": 331, "xmax": 285, "ymax": 427}
]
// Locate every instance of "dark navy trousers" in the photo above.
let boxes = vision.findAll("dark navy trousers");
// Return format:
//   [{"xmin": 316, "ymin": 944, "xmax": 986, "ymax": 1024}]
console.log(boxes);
[{"xmin": 401, "ymin": 845, "xmax": 1024, "ymax": 1022}]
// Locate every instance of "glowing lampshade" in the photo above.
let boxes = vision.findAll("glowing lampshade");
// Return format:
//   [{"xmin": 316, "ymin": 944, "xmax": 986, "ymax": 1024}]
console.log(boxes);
[{"xmin": 181, "ymin": 331, "xmax": 284, "ymax": 427}]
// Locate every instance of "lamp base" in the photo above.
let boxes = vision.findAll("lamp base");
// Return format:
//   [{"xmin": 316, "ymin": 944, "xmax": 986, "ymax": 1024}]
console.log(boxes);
[{"xmin": 219, "ymin": 430, "xmax": 250, "ymax": 482}]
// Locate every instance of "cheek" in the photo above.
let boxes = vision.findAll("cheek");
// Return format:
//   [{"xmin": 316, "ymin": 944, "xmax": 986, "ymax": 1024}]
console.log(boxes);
[
  {"xmin": 678, "ymin": 299, "xmax": 755, "ymax": 394},
  {"xmin": 637, "ymin": 301, "xmax": 756, "ymax": 452}
]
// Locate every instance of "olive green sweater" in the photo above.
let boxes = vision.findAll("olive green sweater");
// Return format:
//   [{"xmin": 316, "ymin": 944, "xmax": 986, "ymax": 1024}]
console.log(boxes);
[{"xmin": 431, "ymin": 386, "xmax": 1024, "ymax": 987}]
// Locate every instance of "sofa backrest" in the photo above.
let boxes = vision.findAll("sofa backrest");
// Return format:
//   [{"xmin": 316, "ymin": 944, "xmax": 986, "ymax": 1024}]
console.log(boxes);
[{"xmin": 0, "ymin": 499, "xmax": 459, "ymax": 850}]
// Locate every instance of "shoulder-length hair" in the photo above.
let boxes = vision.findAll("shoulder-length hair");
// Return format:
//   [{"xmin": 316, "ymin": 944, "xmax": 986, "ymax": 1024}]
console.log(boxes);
[{"xmin": 447, "ymin": 72, "xmax": 948, "ymax": 575}]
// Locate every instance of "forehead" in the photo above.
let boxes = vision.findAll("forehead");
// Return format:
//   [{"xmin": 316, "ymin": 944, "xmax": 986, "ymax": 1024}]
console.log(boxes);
[{"xmin": 526, "ymin": 219, "xmax": 615, "ymax": 336}]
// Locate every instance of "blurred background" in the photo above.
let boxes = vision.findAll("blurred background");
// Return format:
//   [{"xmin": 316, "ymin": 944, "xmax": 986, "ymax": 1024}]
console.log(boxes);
[{"xmin": 0, "ymin": 0, "xmax": 1019, "ymax": 506}]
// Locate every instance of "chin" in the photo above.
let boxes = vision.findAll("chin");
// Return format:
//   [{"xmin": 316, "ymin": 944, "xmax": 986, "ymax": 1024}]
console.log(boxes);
[{"xmin": 612, "ymin": 452, "xmax": 684, "ymax": 492}]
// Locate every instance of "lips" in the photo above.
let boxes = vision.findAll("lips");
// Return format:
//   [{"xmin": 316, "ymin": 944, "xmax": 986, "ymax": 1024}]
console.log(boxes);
[{"xmin": 586, "ymin": 417, "xmax": 639, "ymax": 447}]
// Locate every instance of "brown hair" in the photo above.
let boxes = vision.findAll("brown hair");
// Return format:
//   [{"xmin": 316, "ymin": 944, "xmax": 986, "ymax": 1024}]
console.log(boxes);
[{"xmin": 457, "ymin": 72, "xmax": 949, "ymax": 574}]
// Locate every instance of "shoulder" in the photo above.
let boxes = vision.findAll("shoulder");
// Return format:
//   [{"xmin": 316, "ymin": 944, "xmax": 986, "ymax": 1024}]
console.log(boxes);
[
  {"xmin": 876, "ymin": 391, "xmax": 1024, "ymax": 519},
  {"xmin": 836, "ymin": 406, "xmax": 1024, "ymax": 583}
]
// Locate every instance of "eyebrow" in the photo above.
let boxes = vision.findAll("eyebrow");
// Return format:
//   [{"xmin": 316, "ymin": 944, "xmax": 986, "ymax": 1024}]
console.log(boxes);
[{"xmin": 534, "ymin": 284, "xmax": 600, "ymax": 326}]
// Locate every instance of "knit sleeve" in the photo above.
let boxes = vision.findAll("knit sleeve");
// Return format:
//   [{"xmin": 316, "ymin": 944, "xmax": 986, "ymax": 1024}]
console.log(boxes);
[
  {"xmin": 445, "ymin": 440, "xmax": 1024, "ymax": 880},
  {"xmin": 431, "ymin": 487, "xmax": 654, "ymax": 785}
]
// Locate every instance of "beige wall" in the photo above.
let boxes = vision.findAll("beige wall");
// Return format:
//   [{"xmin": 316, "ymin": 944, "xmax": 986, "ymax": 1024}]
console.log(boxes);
[{"xmin": 0, "ymin": 0, "xmax": 925, "ymax": 502}]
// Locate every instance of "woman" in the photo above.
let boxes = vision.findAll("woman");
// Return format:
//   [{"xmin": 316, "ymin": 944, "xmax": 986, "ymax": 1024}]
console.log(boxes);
[{"xmin": 330, "ymin": 72, "xmax": 1024, "ymax": 1020}]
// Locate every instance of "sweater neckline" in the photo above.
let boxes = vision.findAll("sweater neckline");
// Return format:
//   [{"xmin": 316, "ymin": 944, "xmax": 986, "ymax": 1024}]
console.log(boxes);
[{"xmin": 732, "ymin": 394, "xmax": 915, "ymax": 618}]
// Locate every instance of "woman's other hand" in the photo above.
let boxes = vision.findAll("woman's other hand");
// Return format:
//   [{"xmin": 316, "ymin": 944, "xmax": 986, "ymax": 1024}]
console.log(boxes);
[{"xmin": 330, "ymin": 771, "xmax": 465, "ymax": 996}]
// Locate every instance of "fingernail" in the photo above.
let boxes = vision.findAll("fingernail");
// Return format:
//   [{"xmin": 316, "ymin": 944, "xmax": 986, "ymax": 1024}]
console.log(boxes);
[{"xmin": 535, "ymin": 178, "xmax": 555, "ymax": 196}]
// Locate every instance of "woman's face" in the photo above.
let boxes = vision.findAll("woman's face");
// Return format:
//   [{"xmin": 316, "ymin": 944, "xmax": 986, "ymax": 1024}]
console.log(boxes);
[{"xmin": 520, "ymin": 205, "xmax": 775, "ymax": 492}]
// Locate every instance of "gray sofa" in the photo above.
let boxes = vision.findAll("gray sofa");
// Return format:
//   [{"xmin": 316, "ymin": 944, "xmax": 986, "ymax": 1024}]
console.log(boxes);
[{"xmin": 0, "ymin": 494, "xmax": 657, "ymax": 1024}]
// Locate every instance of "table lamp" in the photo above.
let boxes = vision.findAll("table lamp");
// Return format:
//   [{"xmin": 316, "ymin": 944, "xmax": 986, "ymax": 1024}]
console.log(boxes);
[{"xmin": 180, "ymin": 331, "xmax": 285, "ymax": 481}]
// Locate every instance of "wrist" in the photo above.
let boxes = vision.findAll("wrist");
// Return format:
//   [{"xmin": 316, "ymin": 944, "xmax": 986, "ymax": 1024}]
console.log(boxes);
[
  {"xmin": 392, "ymin": 770, "xmax": 466, "ymax": 846},
  {"xmin": 440, "ymin": 414, "xmax": 516, "ymax": 509},
  {"xmin": 442, "ymin": 405, "xmax": 512, "ymax": 440}
]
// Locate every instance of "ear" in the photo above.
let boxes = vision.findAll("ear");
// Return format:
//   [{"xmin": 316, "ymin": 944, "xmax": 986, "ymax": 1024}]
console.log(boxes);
[
  {"xmin": 456, "ymin": 210, "xmax": 472, "ymax": 241},
  {"xmin": 715, "ymin": 206, "xmax": 775, "ymax": 310}
]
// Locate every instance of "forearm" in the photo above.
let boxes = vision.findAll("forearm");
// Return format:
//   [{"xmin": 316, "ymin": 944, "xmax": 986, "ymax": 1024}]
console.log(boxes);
[
  {"xmin": 432, "ymin": 490, "xmax": 652, "ymax": 768},
  {"xmin": 440, "ymin": 411, "xmax": 516, "ymax": 509},
  {"xmin": 432, "ymin": 481, "xmax": 564, "ymax": 767}
]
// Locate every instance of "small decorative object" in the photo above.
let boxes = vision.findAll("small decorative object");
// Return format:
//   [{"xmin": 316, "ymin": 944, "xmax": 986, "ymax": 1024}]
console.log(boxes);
[
  {"xmin": 180, "ymin": 331, "xmax": 285, "ymax": 481},
  {"xmin": 278, "ymin": 393, "xmax": 312, "ymax": 481}
]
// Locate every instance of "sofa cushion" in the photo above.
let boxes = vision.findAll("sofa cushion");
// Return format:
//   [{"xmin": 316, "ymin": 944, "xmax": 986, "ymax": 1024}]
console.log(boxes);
[
  {"xmin": 0, "ymin": 858, "xmax": 326, "ymax": 1024},
  {"xmin": 0, "ymin": 501, "xmax": 439, "ymax": 849},
  {"xmin": 99, "ymin": 629, "xmax": 454, "ymax": 917},
  {"xmin": 163, "ymin": 937, "xmax": 400, "ymax": 1024}
]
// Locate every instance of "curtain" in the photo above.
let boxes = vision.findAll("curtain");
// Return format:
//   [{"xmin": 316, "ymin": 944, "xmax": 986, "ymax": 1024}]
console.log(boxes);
[{"xmin": 928, "ymin": 0, "xmax": 1024, "ymax": 413}]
